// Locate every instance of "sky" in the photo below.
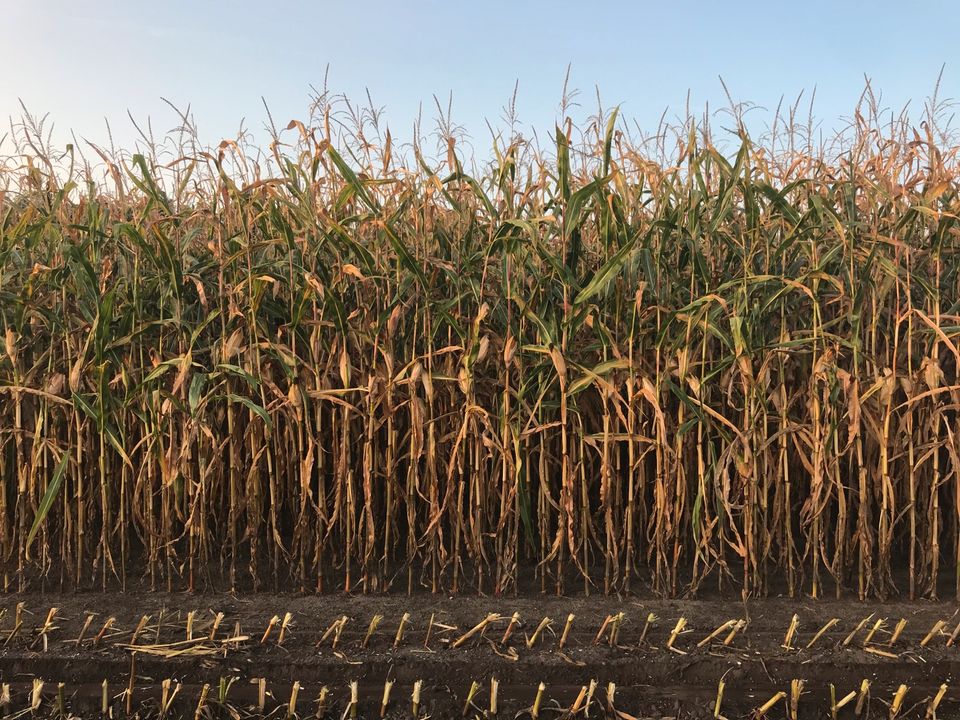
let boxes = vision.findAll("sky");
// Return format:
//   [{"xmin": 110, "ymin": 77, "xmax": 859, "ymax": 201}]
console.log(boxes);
[{"xmin": 1, "ymin": 0, "xmax": 958, "ymax": 158}]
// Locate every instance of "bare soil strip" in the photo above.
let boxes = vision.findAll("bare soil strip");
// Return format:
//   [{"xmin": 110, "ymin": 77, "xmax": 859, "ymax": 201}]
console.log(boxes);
[{"xmin": 1, "ymin": 594, "xmax": 959, "ymax": 718}]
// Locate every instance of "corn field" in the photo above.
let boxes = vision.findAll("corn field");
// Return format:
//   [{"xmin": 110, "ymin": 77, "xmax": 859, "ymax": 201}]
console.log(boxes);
[{"xmin": 0, "ymin": 94, "xmax": 958, "ymax": 600}]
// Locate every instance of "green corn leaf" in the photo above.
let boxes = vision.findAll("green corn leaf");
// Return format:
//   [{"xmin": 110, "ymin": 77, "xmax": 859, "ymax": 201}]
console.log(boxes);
[
  {"xmin": 327, "ymin": 147, "xmax": 379, "ymax": 212},
  {"xmin": 224, "ymin": 393, "xmax": 273, "ymax": 431},
  {"xmin": 26, "ymin": 451, "xmax": 70, "ymax": 552}
]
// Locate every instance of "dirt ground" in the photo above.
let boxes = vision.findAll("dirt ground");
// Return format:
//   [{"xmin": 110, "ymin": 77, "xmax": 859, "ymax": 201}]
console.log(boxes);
[{"xmin": 1, "ymin": 592, "xmax": 959, "ymax": 719}]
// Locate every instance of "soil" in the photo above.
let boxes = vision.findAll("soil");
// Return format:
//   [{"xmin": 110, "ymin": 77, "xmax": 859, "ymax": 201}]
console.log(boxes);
[{"xmin": 1, "ymin": 592, "xmax": 959, "ymax": 719}]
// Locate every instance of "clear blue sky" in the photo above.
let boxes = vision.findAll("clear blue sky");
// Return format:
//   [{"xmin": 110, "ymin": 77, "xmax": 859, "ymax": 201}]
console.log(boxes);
[{"xmin": 2, "ymin": 0, "xmax": 958, "ymax": 155}]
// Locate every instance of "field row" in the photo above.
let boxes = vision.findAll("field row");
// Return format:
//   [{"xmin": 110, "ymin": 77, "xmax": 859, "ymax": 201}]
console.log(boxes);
[
  {"xmin": 0, "ymin": 674, "xmax": 955, "ymax": 720},
  {"xmin": 4, "ymin": 602, "xmax": 960, "ymax": 659}
]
